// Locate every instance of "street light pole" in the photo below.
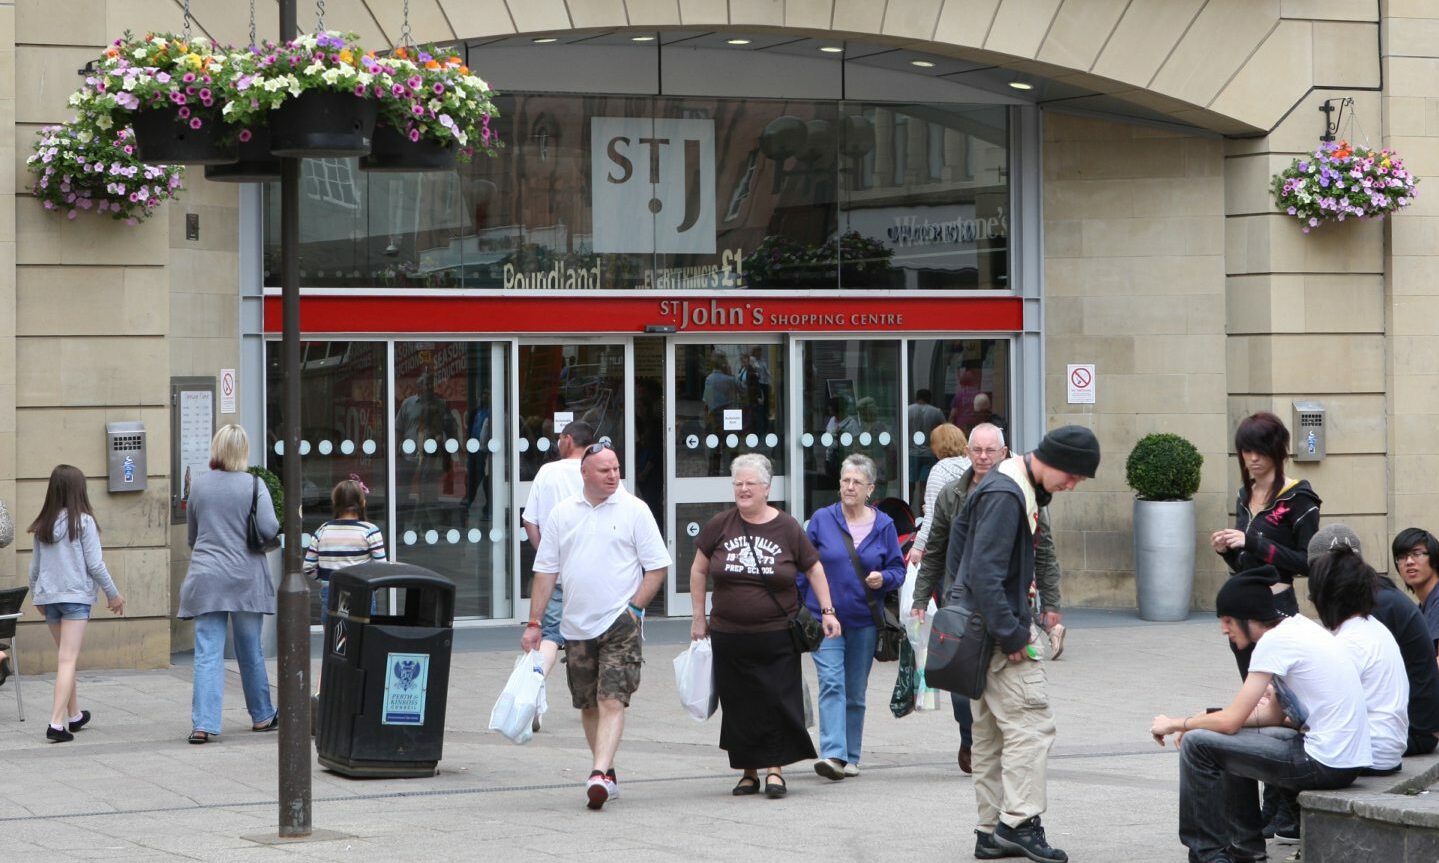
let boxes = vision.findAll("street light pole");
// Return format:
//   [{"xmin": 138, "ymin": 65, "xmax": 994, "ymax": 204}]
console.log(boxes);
[{"xmin": 277, "ymin": 0, "xmax": 312, "ymax": 839}]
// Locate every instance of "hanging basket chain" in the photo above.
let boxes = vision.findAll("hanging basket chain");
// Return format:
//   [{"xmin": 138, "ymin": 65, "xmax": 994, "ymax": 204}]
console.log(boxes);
[
  {"xmin": 401, "ymin": 0, "xmax": 413, "ymax": 48},
  {"xmin": 249, "ymin": 0, "xmax": 257, "ymax": 48},
  {"xmin": 182, "ymin": 0, "xmax": 193, "ymax": 39},
  {"xmin": 315, "ymin": 0, "xmax": 325, "ymax": 32},
  {"xmin": 1346, "ymin": 99, "xmax": 1371, "ymax": 150}
]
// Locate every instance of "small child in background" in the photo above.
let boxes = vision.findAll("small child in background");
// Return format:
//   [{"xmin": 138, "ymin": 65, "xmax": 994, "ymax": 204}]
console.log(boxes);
[{"xmin": 303, "ymin": 478, "xmax": 387, "ymax": 631}]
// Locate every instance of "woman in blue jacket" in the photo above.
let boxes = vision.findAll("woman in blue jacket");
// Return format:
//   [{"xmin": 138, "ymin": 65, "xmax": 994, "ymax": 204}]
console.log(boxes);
[{"xmin": 801, "ymin": 453, "xmax": 906, "ymax": 779}]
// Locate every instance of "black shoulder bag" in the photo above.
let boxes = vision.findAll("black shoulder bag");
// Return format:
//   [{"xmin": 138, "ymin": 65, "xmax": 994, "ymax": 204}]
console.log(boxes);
[
  {"xmin": 246, "ymin": 474, "xmax": 281, "ymax": 553},
  {"xmin": 743, "ymin": 520, "xmax": 822, "ymax": 653},
  {"xmin": 841, "ymin": 530, "xmax": 906, "ymax": 662}
]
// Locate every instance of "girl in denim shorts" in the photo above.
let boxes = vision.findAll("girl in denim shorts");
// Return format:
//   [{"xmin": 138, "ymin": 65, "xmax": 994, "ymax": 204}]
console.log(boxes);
[{"xmin": 28, "ymin": 465, "xmax": 126, "ymax": 742}]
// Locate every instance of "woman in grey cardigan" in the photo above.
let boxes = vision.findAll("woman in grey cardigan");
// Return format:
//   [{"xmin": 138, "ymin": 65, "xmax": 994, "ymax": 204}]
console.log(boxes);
[
  {"xmin": 177, "ymin": 425, "xmax": 279, "ymax": 743},
  {"xmin": 28, "ymin": 464, "xmax": 126, "ymax": 742}
]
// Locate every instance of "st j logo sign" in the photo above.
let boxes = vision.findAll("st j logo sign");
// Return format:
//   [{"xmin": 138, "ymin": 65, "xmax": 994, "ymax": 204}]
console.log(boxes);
[{"xmin": 591, "ymin": 117, "xmax": 715, "ymax": 254}]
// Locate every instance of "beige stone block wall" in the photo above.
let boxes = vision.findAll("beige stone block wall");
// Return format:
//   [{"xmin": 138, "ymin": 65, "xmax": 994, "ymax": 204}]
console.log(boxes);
[
  {"xmin": 1042, "ymin": 112, "xmax": 1229, "ymax": 610},
  {"xmin": 0, "ymin": 1, "xmax": 15, "ymax": 594},
  {"xmin": 1384, "ymin": 13, "xmax": 1439, "ymax": 559}
]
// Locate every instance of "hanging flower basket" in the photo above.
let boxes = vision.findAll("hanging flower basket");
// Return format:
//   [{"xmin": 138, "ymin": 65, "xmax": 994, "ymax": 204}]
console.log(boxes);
[
  {"xmin": 360, "ymin": 44, "xmax": 501, "ymax": 168},
  {"xmin": 268, "ymin": 89, "xmax": 377, "ymax": 157},
  {"xmin": 203, "ymin": 124, "xmax": 281, "ymax": 183},
  {"xmin": 90, "ymin": 32, "xmax": 238, "ymax": 165},
  {"xmin": 1271, "ymin": 139, "xmax": 1419, "ymax": 232},
  {"xmin": 219, "ymin": 32, "xmax": 379, "ymax": 157},
  {"xmin": 359, "ymin": 121, "xmax": 455, "ymax": 172},
  {"xmin": 26, "ymin": 108, "xmax": 184, "ymax": 224},
  {"xmin": 130, "ymin": 106, "xmax": 237, "ymax": 165}
]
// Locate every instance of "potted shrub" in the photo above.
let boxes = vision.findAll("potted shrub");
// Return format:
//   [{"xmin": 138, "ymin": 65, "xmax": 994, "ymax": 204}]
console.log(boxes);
[
  {"xmin": 220, "ymin": 31, "xmax": 378, "ymax": 158},
  {"xmin": 27, "ymin": 90, "xmax": 185, "ymax": 224},
  {"xmin": 1125, "ymin": 433, "xmax": 1204, "ymax": 621},
  {"xmin": 361, "ymin": 44, "xmax": 501, "ymax": 172},
  {"xmin": 90, "ymin": 32, "xmax": 239, "ymax": 165}
]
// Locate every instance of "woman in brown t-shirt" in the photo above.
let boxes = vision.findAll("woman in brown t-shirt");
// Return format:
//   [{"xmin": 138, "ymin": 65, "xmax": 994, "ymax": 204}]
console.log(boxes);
[{"xmin": 690, "ymin": 454, "xmax": 841, "ymax": 799}]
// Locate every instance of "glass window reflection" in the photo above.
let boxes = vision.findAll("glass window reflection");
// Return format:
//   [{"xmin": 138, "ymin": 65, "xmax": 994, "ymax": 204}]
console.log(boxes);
[
  {"xmin": 800, "ymin": 340, "xmax": 902, "ymax": 515},
  {"xmin": 265, "ymin": 341, "xmax": 389, "ymax": 625},
  {"xmin": 263, "ymin": 97, "xmax": 1011, "ymax": 293}
]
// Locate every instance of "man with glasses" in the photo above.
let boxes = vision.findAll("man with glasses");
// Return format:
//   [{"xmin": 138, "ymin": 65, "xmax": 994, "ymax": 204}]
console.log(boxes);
[
  {"xmin": 911, "ymin": 423, "xmax": 1064, "ymax": 773},
  {"xmin": 519, "ymin": 420, "xmax": 596, "ymax": 732},
  {"xmin": 521, "ymin": 442, "xmax": 671, "ymax": 810},
  {"xmin": 1393, "ymin": 527, "xmax": 1439, "ymax": 663}
]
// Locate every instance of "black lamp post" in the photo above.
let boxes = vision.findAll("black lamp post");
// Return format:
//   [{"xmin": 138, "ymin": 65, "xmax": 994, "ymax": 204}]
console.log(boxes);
[{"xmin": 276, "ymin": 0, "xmax": 312, "ymax": 839}]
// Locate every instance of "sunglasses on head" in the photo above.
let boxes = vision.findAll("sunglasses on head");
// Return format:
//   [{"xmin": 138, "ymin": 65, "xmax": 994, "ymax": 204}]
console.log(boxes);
[{"xmin": 581, "ymin": 440, "xmax": 614, "ymax": 462}]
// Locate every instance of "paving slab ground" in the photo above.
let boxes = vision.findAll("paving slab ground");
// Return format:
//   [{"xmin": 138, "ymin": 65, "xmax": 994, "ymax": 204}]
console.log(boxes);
[{"xmin": 0, "ymin": 610, "xmax": 1271, "ymax": 861}]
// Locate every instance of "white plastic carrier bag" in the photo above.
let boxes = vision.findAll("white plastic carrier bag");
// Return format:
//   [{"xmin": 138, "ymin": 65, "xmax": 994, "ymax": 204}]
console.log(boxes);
[
  {"xmin": 673, "ymin": 638, "xmax": 718, "ymax": 721},
  {"xmin": 488, "ymin": 650, "xmax": 547, "ymax": 744}
]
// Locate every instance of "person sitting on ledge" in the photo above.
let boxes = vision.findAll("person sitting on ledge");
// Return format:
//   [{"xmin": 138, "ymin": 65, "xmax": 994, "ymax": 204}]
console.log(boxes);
[{"xmin": 1150, "ymin": 566, "xmax": 1371, "ymax": 863}]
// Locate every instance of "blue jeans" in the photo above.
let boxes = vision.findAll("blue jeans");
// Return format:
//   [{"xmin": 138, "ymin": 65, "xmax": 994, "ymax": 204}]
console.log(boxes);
[
  {"xmin": 952, "ymin": 692, "xmax": 973, "ymax": 747},
  {"xmin": 192, "ymin": 611, "xmax": 276, "ymax": 734},
  {"xmin": 812, "ymin": 623, "xmax": 878, "ymax": 764},
  {"xmin": 41, "ymin": 602, "xmax": 92, "ymax": 623},
  {"xmin": 540, "ymin": 584, "xmax": 565, "ymax": 647},
  {"xmin": 1179, "ymin": 727, "xmax": 1358, "ymax": 862}
]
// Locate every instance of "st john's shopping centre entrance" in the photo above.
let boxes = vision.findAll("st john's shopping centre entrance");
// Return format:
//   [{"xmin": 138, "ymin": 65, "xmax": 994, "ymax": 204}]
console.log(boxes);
[{"xmin": 262, "ymin": 306, "xmax": 1019, "ymax": 624}]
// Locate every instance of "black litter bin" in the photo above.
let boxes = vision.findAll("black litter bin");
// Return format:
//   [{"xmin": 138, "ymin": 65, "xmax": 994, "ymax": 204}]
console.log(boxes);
[{"xmin": 316, "ymin": 562, "xmax": 455, "ymax": 778}]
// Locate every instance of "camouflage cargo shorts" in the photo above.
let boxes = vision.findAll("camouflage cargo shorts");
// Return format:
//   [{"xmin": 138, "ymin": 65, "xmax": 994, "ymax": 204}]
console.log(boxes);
[{"xmin": 565, "ymin": 610, "xmax": 643, "ymax": 709}]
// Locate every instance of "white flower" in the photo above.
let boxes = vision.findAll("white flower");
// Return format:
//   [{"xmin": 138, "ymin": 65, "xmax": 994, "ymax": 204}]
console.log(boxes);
[
  {"xmin": 321, "ymin": 67, "xmax": 343, "ymax": 85},
  {"xmin": 96, "ymin": 115, "xmax": 113, "ymax": 130},
  {"xmin": 304, "ymin": 61, "xmax": 325, "ymax": 76}
]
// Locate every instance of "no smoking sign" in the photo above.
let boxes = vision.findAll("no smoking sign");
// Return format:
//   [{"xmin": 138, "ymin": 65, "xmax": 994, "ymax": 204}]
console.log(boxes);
[{"xmin": 1066, "ymin": 364, "xmax": 1095, "ymax": 405}]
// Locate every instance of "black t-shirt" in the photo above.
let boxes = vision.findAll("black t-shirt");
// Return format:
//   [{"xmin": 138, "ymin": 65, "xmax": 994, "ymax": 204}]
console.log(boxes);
[
  {"xmin": 1373, "ymin": 578, "xmax": 1439, "ymax": 734},
  {"xmin": 697, "ymin": 508, "xmax": 820, "ymax": 634}
]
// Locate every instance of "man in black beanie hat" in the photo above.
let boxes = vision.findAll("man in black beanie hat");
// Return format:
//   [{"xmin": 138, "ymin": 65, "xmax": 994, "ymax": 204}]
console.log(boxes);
[
  {"xmin": 944, "ymin": 424, "xmax": 1099, "ymax": 863},
  {"xmin": 1150, "ymin": 566, "xmax": 1371, "ymax": 863}
]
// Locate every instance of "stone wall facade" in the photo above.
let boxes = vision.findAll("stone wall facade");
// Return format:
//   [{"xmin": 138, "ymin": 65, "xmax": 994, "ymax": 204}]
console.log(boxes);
[{"xmin": 1, "ymin": 0, "xmax": 1434, "ymax": 666}]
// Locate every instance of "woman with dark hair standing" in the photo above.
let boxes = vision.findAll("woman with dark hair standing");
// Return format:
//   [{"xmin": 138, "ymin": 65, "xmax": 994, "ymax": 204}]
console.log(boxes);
[
  {"xmin": 1210, "ymin": 411, "xmax": 1321, "ymax": 841},
  {"xmin": 1210, "ymin": 411, "xmax": 1322, "ymax": 675}
]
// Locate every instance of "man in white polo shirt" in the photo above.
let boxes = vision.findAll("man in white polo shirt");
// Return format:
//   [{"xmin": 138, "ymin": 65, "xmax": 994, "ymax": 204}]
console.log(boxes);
[{"xmin": 521, "ymin": 442, "xmax": 670, "ymax": 810}]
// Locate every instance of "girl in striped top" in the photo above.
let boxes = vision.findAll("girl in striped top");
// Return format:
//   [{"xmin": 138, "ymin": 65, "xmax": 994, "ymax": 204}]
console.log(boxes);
[{"xmin": 303, "ymin": 479, "xmax": 386, "ymax": 629}]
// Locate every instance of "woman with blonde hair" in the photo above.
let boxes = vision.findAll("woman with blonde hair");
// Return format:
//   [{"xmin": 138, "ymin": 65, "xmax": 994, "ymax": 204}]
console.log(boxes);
[
  {"xmin": 906, "ymin": 423, "xmax": 970, "ymax": 565},
  {"xmin": 177, "ymin": 424, "xmax": 279, "ymax": 743}
]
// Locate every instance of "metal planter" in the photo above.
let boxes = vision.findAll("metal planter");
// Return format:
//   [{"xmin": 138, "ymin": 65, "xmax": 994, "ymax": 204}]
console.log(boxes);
[{"xmin": 1133, "ymin": 498, "xmax": 1196, "ymax": 622}]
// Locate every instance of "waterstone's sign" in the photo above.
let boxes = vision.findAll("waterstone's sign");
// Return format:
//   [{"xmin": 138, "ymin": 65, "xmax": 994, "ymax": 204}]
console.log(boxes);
[
  {"xmin": 846, "ymin": 204, "xmax": 1009, "ymax": 271},
  {"xmin": 591, "ymin": 117, "xmax": 716, "ymax": 255}
]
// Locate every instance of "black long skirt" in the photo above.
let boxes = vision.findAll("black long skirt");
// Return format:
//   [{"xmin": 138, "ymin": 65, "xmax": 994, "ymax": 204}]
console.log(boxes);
[{"xmin": 711, "ymin": 628, "xmax": 816, "ymax": 770}]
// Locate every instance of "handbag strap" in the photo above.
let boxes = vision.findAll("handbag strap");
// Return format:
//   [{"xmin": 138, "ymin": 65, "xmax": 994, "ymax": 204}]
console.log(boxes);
[
  {"xmin": 741, "ymin": 518, "xmax": 799, "ymax": 620},
  {"xmin": 840, "ymin": 523, "xmax": 886, "ymax": 629},
  {"xmin": 248, "ymin": 473, "xmax": 260, "ymax": 521}
]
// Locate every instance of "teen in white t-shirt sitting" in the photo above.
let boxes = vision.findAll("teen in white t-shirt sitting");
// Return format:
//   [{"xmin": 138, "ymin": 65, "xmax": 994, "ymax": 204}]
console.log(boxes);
[
  {"xmin": 1309, "ymin": 544, "xmax": 1410, "ymax": 773},
  {"xmin": 1150, "ymin": 567, "xmax": 1370, "ymax": 863}
]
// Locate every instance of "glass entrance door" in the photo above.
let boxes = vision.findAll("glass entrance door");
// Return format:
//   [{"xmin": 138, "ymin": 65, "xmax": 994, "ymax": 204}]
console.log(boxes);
[
  {"xmin": 514, "ymin": 341, "xmax": 631, "ymax": 611},
  {"xmin": 668, "ymin": 339, "xmax": 786, "ymax": 616}
]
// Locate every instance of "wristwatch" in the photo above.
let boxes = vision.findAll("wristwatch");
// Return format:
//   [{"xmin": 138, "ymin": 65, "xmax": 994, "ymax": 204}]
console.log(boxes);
[{"xmin": 820, "ymin": 607, "xmax": 837, "ymax": 615}]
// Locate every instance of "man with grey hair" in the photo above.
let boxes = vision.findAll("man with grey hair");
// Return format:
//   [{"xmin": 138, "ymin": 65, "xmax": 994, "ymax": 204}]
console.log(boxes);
[{"xmin": 911, "ymin": 423, "xmax": 1064, "ymax": 774}]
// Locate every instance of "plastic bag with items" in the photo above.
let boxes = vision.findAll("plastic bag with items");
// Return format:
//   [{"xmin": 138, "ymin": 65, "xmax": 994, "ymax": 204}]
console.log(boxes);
[
  {"xmin": 489, "ymin": 650, "xmax": 547, "ymax": 744},
  {"xmin": 674, "ymin": 638, "xmax": 718, "ymax": 721}
]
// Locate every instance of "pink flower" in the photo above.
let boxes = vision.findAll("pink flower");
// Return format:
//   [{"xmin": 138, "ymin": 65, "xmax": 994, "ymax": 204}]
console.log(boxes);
[
  {"xmin": 189, "ymin": 117, "xmax": 202, "ymax": 130},
  {"xmin": 238, "ymin": 128, "xmax": 253, "ymax": 143},
  {"xmin": 409, "ymin": 128, "xmax": 421, "ymax": 142}
]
